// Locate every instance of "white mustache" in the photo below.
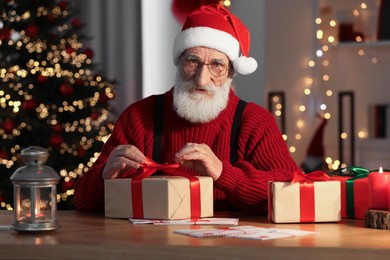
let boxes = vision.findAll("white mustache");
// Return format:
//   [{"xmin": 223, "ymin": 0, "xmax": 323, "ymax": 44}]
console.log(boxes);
[{"xmin": 187, "ymin": 83, "xmax": 216, "ymax": 94}]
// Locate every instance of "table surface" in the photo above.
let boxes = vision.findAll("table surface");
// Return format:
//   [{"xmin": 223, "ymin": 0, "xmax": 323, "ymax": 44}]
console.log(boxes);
[{"xmin": 1, "ymin": 210, "xmax": 390, "ymax": 260}]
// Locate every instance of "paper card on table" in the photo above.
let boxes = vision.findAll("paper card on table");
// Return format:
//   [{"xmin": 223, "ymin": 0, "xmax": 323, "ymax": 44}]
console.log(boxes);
[
  {"xmin": 229, "ymin": 232, "xmax": 291, "ymax": 240},
  {"xmin": 174, "ymin": 226, "xmax": 259, "ymax": 238},
  {"xmin": 129, "ymin": 217, "xmax": 239, "ymax": 225},
  {"xmin": 174, "ymin": 225, "xmax": 318, "ymax": 240}
]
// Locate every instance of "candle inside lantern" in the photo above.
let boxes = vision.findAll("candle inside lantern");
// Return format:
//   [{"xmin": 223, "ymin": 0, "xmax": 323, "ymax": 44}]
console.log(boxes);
[
  {"xmin": 368, "ymin": 167, "xmax": 390, "ymax": 210},
  {"xmin": 24, "ymin": 207, "xmax": 45, "ymax": 221},
  {"xmin": 25, "ymin": 213, "xmax": 45, "ymax": 221}
]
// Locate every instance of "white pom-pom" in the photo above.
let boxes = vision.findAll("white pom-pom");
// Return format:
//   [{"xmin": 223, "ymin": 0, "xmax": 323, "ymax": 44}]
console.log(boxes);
[{"xmin": 233, "ymin": 56, "xmax": 258, "ymax": 75}]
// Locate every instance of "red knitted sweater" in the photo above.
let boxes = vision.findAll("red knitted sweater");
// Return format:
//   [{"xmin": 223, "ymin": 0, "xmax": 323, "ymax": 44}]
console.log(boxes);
[{"xmin": 74, "ymin": 88, "xmax": 299, "ymax": 214}]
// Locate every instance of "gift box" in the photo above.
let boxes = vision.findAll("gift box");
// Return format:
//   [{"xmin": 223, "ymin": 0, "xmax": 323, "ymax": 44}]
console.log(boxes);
[
  {"xmin": 268, "ymin": 171, "xmax": 341, "ymax": 223},
  {"xmin": 330, "ymin": 167, "xmax": 370, "ymax": 219},
  {"xmin": 105, "ymin": 175, "xmax": 213, "ymax": 220}
]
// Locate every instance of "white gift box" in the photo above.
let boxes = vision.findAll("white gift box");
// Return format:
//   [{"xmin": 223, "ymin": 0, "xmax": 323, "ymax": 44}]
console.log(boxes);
[{"xmin": 268, "ymin": 181, "xmax": 341, "ymax": 223}]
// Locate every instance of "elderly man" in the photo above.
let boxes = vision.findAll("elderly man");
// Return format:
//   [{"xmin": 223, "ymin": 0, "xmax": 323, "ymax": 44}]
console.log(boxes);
[{"xmin": 74, "ymin": 4, "xmax": 299, "ymax": 214}]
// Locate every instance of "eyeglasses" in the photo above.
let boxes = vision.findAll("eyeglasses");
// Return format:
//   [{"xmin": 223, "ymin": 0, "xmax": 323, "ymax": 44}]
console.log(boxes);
[{"xmin": 180, "ymin": 56, "xmax": 230, "ymax": 78}]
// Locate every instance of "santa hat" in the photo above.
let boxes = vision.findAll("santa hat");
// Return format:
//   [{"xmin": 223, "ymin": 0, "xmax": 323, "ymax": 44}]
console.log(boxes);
[{"xmin": 173, "ymin": 4, "xmax": 258, "ymax": 75}]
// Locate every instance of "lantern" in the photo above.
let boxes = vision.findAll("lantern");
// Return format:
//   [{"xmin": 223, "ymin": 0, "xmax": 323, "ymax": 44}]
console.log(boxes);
[{"xmin": 10, "ymin": 146, "xmax": 60, "ymax": 232}]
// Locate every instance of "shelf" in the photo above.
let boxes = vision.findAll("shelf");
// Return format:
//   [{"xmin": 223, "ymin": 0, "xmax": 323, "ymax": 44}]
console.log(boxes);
[{"xmin": 332, "ymin": 40, "xmax": 390, "ymax": 48}]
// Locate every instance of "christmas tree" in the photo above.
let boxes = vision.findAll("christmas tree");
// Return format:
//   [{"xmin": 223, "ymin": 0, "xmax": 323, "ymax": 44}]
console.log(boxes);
[{"xmin": 0, "ymin": 0, "xmax": 115, "ymax": 210}]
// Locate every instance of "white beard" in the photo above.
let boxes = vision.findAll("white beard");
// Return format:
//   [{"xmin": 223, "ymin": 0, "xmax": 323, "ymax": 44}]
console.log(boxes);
[{"xmin": 173, "ymin": 72, "xmax": 232, "ymax": 124}]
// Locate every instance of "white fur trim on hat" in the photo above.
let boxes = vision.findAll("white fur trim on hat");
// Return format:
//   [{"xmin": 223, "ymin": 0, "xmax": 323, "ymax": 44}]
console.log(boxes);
[{"xmin": 173, "ymin": 27, "xmax": 240, "ymax": 65}]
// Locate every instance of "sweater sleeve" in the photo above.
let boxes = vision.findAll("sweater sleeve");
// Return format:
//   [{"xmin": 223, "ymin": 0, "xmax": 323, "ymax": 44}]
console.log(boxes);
[{"xmin": 214, "ymin": 103, "xmax": 300, "ymax": 214}]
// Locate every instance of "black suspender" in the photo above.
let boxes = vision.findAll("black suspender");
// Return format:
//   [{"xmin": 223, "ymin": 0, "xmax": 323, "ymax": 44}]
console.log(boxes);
[
  {"xmin": 230, "ymin": 99, "xmax": 247, "ymax": 164},
  {"xmin": 153, "ymin": 94, "xmax": 247, "ymax": 164},
  {"xmin": 152, "ymin": 94, "xmax": 164, "ymax": 163}
]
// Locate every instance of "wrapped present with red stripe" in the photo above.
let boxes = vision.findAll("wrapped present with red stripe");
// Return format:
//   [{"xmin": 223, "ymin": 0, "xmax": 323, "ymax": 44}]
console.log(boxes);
[
  {"xmin": 105, "ymin": 158, "xmax": 213, "ymax": 220},
  {"xmin": 268, "ymin": 170, "xmax": 341, "ymax": 223},
  {"xmin": 330, "ymin": 166, "xmax": 370, "ymax": 220}
]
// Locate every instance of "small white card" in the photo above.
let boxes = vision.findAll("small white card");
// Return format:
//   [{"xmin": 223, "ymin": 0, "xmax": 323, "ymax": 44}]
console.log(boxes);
[
  {"xmin": 129, "ymin": 217, "xmax": 239, "ymax": 226},
  {"xmin": 174, "ymin": 225, "xmax": 318, "ymax": 240}
]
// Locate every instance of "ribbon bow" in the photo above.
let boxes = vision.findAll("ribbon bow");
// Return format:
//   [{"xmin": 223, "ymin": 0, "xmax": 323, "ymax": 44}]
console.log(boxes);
[
  {"xmin": 131, "ymin": 157, "xmax": 201, "ymax": 219},
  {"xmin": 292, "ymin": 170, "xmax": 331, "ymax": 184},
  {"xmin": 330, "ymin": 166, "xmax": 370, "ymax": 177},
  {"xmin": 133, "ymin": 157, "xmax": 181, "ymax": 180}
]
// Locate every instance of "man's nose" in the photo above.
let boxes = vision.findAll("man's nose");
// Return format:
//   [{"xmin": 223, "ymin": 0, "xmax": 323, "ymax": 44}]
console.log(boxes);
[{"xmin": 195, "ymin": 64, "xmax": 212, "ymax": 87}]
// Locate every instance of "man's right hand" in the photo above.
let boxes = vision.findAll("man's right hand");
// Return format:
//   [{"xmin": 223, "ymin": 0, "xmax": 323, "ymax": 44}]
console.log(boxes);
[{"xmin": 102, "ymin": 145, "xmax": 146, "ymax": 179}]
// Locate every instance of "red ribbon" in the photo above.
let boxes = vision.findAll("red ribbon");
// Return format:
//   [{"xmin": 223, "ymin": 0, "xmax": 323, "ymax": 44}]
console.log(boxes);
[
  {"xmin": 131, "ymin": 157, "xmax": 201, "ymax": 219},
  {"xmin": 291, "ymin": 170, "xmax": 330, "ymax": 222}
]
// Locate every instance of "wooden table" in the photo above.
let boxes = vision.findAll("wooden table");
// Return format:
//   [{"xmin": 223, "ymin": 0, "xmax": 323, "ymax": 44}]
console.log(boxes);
[{"xmin": 1, "ymin": 210, "xmax": 390, "ymax": 259}]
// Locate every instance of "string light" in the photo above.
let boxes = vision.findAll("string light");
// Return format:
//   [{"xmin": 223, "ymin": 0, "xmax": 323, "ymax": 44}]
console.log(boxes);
[{"xmin": 309, "ymin": 0, "xmax": 382, "ymax": 169}]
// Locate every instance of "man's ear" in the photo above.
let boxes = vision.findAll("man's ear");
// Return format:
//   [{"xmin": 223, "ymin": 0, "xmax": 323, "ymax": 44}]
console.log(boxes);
[{"xmin": 228, "ymin": 64, "xmax": 236, "ymax": 78}]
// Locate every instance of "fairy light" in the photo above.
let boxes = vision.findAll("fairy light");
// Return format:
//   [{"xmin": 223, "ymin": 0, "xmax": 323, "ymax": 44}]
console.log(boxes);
[{"xmin": 358, "ymin": 131, "xmax": 367, "ymax": 138}]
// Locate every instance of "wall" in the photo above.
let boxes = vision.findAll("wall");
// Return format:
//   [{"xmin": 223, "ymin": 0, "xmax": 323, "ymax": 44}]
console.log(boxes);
[
  {"xmin": 265, "ymin": 0, "xmax": 318, "ymax": 165},
  {"xmin": 74, "ymin": 0, "xmax": 143, "ymax": 116},
  {"xmin": 230, "ymin": 1, "xmax": 266, "ymax": 105}
]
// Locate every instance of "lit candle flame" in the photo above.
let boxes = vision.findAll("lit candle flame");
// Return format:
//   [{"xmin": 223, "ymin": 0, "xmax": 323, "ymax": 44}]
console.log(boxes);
[{"xmin": 379, "ymin": 167, "xmax": 383, "ymax": 174}]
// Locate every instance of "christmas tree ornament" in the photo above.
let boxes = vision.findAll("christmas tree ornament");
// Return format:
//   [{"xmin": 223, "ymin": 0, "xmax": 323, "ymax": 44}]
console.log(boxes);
[
  {"xmin": 59, "ymin": 83, "xmax": 74, "ymax": 97},
  {"xmin": 0, "ymin": 149, "xmax": 10, "ymax": 160},
  {"xmin": 21, "ymin": 99, "xmax": 37, "ymax": 111},
  {"xmin": 57, "ymin": 0, "xmax": 68, "ymax": 11},
  {"xmin": 0, "ymin": 26, "xmax": 10, "ymax": 40},
  {"xmin": 51, "ymin": 123, "xmax": 63, "ymax": 133},
  {"xmin": 71, "ymin": 18, "xmax": 81, "ymax": 28},
  {"xmin": 50, "ymin": 134, "xmax": 64, "ymax": 148},
  {"xmin": 83, "ymin": 48, "xmax": 94, "ymax": 59},
  {"xmin": 10, "ymin": 146, "xmax": 60, "ymax": 232},
  {"xmin": 2, "ymin": 118, "xmax": 15, "ymax": 133},
  {"xmin": 36, "ymin": 74, "xmax": 48, "ymax": 84},
  {"xmin": 25, "ymin": 24, "xmax": 39, "ymax": 38}
]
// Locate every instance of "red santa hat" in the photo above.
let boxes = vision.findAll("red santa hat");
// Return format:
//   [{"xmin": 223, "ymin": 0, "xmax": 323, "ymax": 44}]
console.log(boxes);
[{"xmin": 173, "ymin": 4, "xmax": 258, "ymax": 75}]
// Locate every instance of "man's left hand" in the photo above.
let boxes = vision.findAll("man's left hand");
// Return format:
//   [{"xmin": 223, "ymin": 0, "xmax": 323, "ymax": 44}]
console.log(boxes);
[{"xmin": 174, "ymin": 142, "xmax": 222, "ymax": 181}]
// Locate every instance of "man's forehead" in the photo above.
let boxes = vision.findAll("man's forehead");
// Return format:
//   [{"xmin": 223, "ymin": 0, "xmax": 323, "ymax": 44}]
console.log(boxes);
[{"xmin": 183, "ymin": 47, "xmax": 229, "ymax": 60}]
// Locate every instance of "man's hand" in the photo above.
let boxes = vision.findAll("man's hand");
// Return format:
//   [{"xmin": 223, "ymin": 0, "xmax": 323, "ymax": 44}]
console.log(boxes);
[
  {"xmin": 174, "ymin": 143, "xmax": 222, "ymax": 181},
  {"xmin": 102, "ymin": 145, "xmax": 146, "ymax": 179}
]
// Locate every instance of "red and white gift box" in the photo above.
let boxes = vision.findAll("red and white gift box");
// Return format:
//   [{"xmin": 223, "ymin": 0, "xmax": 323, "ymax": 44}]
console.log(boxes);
[
  {"xmin": 104, "ymin": 157, "xmax": 213, "ymax": 220},
  {"xmin": 268, "ymin": 171, "xmax": 341, "ymax": 223},
  {"xmin": 105, "ymin": 176, "xmax": 213, "ymax": 220}
]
